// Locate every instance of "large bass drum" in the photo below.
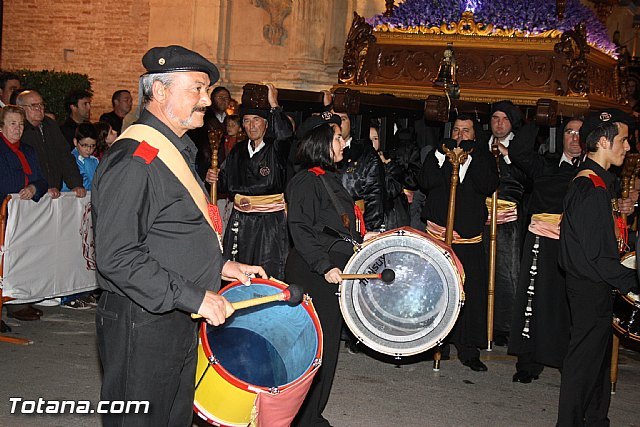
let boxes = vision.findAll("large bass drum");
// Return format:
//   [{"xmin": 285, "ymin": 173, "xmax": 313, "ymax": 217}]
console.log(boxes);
[
  {"xmin": 613, "ymin": 252, "xmax": 640, "ymax": 342},
  {"xmin": 339, "ymin": 227, "xmax": 465, "ymax": 357},
  {"xmin": 194, "ymin": 278, "xmax": 323, "ymax": 427}
]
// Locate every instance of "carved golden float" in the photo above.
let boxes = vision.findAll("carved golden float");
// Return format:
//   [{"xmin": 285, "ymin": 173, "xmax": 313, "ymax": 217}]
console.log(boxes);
[{"xmin": 336, "ymin": 9, "xmax": 631, "ymax": 117}]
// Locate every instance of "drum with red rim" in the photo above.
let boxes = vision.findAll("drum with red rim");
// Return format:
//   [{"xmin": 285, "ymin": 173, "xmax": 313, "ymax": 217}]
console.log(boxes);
[{"xmin": 194, "ymin": 278, "xmax": 323, "ymax": 426}]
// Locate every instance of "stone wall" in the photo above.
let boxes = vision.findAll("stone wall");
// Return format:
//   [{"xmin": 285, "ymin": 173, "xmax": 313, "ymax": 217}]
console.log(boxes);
[{"xmin": 0, "ymin": 0, "xmax": 392, "ymax": 114}]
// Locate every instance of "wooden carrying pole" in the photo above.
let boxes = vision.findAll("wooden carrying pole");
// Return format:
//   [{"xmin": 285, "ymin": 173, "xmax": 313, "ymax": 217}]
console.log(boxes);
[
  {"xmin": 433, "ymin": 145, "xmax": 469, "ymax": 370},
  {"xmin": 487, "ymin": 149, "xmax": 501, "ymax": 351},
  {"xmin": 208, "ymin": 129, "xmax": 223, "ymax": 204},
  {"xmin": 0, "ymin": 196, "xmax": 33, "ymax": 345}
]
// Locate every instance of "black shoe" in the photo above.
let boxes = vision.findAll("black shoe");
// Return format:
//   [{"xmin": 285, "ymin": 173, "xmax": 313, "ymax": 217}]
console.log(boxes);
[
  {"xmin": 493, "ymin": 334, "xmax": 508, "ymax": 347},
  {"xmin": 345, "ymin": 339, "xmax": 360, "ymax": 354},
  {"xmin": 0, "ymin": 320, "xmax": 11, "ymax": 333},
  {"xmin": 461, "ymin": 358, "xmax": 488, "ymax": 372},
  {"xmin": 512, "ymin": 371, "xmax": 539, "ymax": 383}
]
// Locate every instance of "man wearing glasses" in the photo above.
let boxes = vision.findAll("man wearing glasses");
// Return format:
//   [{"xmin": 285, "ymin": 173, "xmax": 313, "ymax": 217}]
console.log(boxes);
[
  {"xmin": 507, "ymin": 118, "xmax": 584, "ymax": 384},
  {"xmin": 17, "ymin": 90, "xmax": 86, "ymax": 199}
]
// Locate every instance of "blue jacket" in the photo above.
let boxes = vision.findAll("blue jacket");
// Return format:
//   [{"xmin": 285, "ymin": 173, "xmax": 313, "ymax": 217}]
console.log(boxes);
[
  {"xmin": 62, "ymin": 148, "xmax": 99, "ymax": 191},
  {"xmin": 0, "ymin": 139, "xmax": 48, "ymax": 202}
]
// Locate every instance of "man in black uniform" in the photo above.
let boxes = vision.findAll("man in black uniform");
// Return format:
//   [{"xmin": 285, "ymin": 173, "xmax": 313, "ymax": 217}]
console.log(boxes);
[
  {"xmin": 557, "ymin": 109, "xmax": 638, "ymax": 426},
  {"xmin": 417, "ymin": 114, "xmax": 499, "ymax": 371},
  {"xmin": 208, "ymin": 84, "xmax": 293, "ymax": 280},
  {"xmin": 508, "ymin": 119, "xmax": 583, "ymax": 383},
  {"xmin": 483, "ymin": 101, "xmax": 529, "ymax": 346},
  {"xmin": 92, "ymin": 45, "xmax": 266, "ymax": 427}
]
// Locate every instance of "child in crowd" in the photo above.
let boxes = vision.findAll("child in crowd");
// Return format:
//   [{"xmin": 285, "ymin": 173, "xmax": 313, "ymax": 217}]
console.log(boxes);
[{"xmin": 61, "ymin": 122, "xmax": 100, "ymax": 309}]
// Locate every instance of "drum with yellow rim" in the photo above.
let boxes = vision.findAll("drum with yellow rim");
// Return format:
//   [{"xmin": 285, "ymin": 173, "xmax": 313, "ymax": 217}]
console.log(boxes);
[
  {"xmin": 194, "ymin": 278, "xmax": 323, "ymax": 426},
  {"xmin": 614, "ymin": 252, "xmax": 640, "ymax": 342}
]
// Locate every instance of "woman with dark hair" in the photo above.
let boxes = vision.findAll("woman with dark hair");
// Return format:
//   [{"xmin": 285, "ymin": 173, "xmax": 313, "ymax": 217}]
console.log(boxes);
[
  {"xmin": 93, "ymin": 121, "xmax": 117, "ymax": 159},
  {"xmin": 285, "ymin": 113, "xmax": 365, "ymax": 427}
]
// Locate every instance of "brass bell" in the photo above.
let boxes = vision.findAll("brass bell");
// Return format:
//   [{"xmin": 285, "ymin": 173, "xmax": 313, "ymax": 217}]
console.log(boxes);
[{"xmin": 433, "ymin": 43, "xmax": 460, "ymax": 99}]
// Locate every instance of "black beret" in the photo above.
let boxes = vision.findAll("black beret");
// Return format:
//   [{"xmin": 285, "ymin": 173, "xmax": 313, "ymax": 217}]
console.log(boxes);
[
  {"xmin": 580, "ymin": 108, "xmax": 634, "ymax": 142},
  {"xmin": 239, "ymin": 106, "xmax": 270, "ymax": 120},
  {"xmin": 490, "ymin": 100, "xmax": 523, "ymax": 131},
  {"xmin": 142, "ymin": 45, "xmax": 219, "ymax": 84},
  {"xmin": 296, "ymin": 112, "xmax": 342, "ymax": 139}
]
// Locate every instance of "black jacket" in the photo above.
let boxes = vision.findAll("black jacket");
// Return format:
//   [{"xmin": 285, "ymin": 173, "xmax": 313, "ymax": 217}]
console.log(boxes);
[
  {"xmin": 337, "ymin": 138, "xmax": 385, "ymax": 231},
  {"xmin": 92, "ymin": 109, "xmax": 223, "ymax": 314},
  {"xmin": 22, "ymin": 116, "xmax": 84, "ymax": 191}
]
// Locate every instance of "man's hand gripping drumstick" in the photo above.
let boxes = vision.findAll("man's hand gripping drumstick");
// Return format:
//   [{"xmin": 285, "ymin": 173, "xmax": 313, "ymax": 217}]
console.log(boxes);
[{"xmin": 196, "ymin": 261, "xmax": 268, "ymax": 326}]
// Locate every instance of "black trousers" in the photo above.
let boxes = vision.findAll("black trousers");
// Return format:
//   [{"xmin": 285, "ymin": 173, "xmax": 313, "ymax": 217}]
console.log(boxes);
[
  {"xmin": 557, "ymin": 276, "xmax": 613, "ymax": 427},
  {"xmin": 96, "ymin": 292, "xmax": 198, "ymax": 427},
  {"xmin": 287, "ymin": 250, "xmax": 344, "ymax": 427},
  {"xmin": 483, "ymin": 220, "xmax": 520, "ymax": 336}
]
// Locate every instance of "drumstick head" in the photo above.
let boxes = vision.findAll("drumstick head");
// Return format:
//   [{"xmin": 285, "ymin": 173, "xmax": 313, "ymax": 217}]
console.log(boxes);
[
  {"xmin": 284, "ymin": 284, "xmax": 304, "ymax": 305},
  {"xmin": 380, "ymin": 269, "xmax": 395, "ymax": 283}
]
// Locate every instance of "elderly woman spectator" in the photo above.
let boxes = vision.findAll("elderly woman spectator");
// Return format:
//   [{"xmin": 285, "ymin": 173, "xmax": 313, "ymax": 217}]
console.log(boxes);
[
  {"xmin": 0, "ymin": 105, "xmax": 47, "ymax": 204},
  {"xmin": 0, "ymin": 105, "xmax": 47, "ymax": 324}
]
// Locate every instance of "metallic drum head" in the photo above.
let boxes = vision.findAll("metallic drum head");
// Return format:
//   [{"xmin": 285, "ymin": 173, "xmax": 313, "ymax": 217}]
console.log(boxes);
[{"xmin": 339, "ymin": 228, "xmax": 464, "ymax": 357}]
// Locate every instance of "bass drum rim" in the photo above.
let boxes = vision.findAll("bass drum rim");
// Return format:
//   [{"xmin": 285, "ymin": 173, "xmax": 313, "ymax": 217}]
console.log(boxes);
[
  {"xmin": 614, "ymin": 252, "xmax": 640, "ymax": 342},
  {"xmin": 339, "ymin": 227, "xmax": 464, "ymax": 357}
]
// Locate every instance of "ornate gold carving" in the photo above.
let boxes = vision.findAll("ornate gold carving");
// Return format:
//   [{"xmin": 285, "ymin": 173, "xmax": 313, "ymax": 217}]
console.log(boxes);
[
  {"xmin": 554, "ymin": 23, "xmax": 590, "ymax": 96},
  {"xmin": 250, "ymin": 0, "xmax": 292, "ymax": 46},
  {"xmin": 339, "ymin": 12, "xmax": 376, "ymax": 85},
  {"xmin": 441, "ymin": 11, "xmax": 493, "ymax": 36},
  {"xmin": 375, "ymin": 12, "xmax": 561, "ymax": 40}
]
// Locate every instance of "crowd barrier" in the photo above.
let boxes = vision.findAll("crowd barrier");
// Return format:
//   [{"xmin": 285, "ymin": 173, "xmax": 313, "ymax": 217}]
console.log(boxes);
[{"xmin": 1, "ymin": 192, "xmax": 97, "ymax": 308}]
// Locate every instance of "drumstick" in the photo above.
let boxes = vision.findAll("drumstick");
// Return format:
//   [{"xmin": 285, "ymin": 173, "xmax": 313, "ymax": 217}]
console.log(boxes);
[
  {"xmin": 340, "ymin": 269, "xmax": 395, "ymax": 283},
  {"xmin": 190, "ymin": 284, "xmax": 304, "ymax": 319}
]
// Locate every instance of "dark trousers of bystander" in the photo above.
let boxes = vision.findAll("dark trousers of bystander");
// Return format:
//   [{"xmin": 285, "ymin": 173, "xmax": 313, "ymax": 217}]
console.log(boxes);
[
  {"xmin": 96, "ymin": 292, "xmax": 198, "ymax": 427},
  {"xmin": 557, "ymin": 275, "xmax": 613, "ymax": 427}
]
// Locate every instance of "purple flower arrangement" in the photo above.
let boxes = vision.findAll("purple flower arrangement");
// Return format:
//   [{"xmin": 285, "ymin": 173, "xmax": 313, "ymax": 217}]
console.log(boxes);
[{"xmin": 369, "ymin": 0, "xmax": 617, "ymax": 56}]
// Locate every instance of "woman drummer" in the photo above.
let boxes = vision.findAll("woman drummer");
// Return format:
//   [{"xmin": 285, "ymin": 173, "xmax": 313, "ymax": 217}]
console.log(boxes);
[{"xmin": 286, "ymin": 112, "xmax": 366, "ymax": 426}]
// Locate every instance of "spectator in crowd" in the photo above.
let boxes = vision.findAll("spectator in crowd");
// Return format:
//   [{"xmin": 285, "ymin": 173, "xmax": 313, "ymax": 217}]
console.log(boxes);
[
  {"xmin": 60, "ymin": 122, "xmax": 100, "ymax": 309},
  {"xmin": 94, "ymin": 121, "xmax": 118, "ymax": 159},
  {"xmin": 0, "ymin": 105, "xmax": 48, "ymax": 323},
  {"xmin": 187, "ymin": 86, "xmax": 231, "ymax": 181},
  {"xmin": 222, "ymin": 114, "xmax": 245, "ymax": 159},
  {"xmin": 62, "ymin": 123, "xmax": 99, "ymax": 192},
  {"xmin": 16, "ymin": 90, "xmax": 86, "ymax": 199},
  {"xmin": 60, "ymin": 89, "xmax": 92, "ymax": 149},
  {"xmin": 99, "ymin": 90, "xmax": 132, "ymax": 135},
  {"xmin": 0, "ymin": 72, "xmax": 21, "ymax": 107},
  {"xmin": 9, "ymin": 88, "xmax": 27, "ymax": 106}
]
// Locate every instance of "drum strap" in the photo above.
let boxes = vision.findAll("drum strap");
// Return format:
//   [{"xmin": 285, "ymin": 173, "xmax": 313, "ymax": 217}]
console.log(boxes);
[
  {"xmin": 317, "ymin": 174, "xmax": 364, "ymax": 240},
  {"xmin": 117, "ymin": 124, "xmax": 223, "ymax": 249}
]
